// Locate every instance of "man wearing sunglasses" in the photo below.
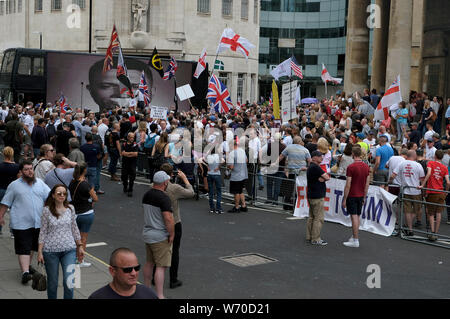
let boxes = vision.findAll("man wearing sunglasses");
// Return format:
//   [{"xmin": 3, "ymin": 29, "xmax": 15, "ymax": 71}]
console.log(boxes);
[
  {"xmin": 89, "ymin": 248, "xmax": 158, "ymax": 299},
  {"xmin": 425, "ymin": 138, "xmax": 437, "ymax": 161}
]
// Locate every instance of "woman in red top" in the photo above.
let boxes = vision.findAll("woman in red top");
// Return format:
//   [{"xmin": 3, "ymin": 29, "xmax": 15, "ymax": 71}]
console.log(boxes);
[{"xmin": 420, "ymin": 150, "xmax": 450, "ymax": 241}]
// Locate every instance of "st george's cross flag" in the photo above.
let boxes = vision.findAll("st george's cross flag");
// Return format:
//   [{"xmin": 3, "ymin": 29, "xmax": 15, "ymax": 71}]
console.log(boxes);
[
  {"xmin": 374, "ymin": 75, "xmax": 402, "ymax": 121},
  {"xmin": 116, "ymin": 45, "xmax": 134, "ymax": 98},
  {"xmin": 194, "ymin": 48, "xmax": 207, "ymax": 79},
  {"xmin": 216, "ymin": 28, "xmax": 255, "ymax": 60},
  {"xmin": 103, "ymin": 25, "xmax": 120, "ymax": 73},
  {"xmin": 139, "ymin": 71, "xmax": 151, "ymax": 106},
  {"xmin": 207, "ymin": 74, "xmax": 233, "ymax": 114},
  {"xmin": 163, "ymin": 57, "xmax": 178, "ymax": 81},
  {"xmin": 321, "ymin": 63, "xmax": 342, "ymax": 84}
]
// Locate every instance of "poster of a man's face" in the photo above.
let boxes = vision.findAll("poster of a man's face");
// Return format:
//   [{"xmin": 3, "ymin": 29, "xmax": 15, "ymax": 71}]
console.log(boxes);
[{"xmin": 46, "ymin": 52, "xmax": 194, "ymax": 114}]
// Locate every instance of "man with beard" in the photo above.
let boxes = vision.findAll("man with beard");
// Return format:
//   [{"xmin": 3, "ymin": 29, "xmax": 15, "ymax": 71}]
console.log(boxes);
[{"xmin": 0, "ymin": 160, "xmax": 51, "ymax": 285}]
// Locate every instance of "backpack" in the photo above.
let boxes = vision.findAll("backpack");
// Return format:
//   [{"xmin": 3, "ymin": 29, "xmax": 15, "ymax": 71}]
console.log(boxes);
[
  {"xmin": 46, "ymin": 123, "xmax": 56, "ymax": 138},
  {"xmin": 104, "ymin": 129, "xmax": 114, "ymax": 149},
  {"xmin": 144, "ymin": 134, "xmax": 158, "ymax": 150}
]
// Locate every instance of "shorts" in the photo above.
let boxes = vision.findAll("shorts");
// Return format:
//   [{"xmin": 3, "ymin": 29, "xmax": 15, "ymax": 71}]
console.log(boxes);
[
  {"xmin": 145, "ymin": 240, "xmax": 173, "ymax": 267},
  {"xmin": 12, "ymin": 228, "xmax": 40, "ymax": 255},
  {"xmin": 403, "ymin": 194, "xmax": 422, "ymax": 215},
  {"xmin": 388, "ymin": 186, "xmax": 400, "ymax": 196},
  {"xmin": 23, "ymin": 134, "xmax": 32, "ymax": 146},
  {"xmin": 426, "ymin": 193, "xmax": 446, "ymax": 215},
  {"xmin": 373, "ymin": 170, "xmax": 389, "ymax": 184},
  {"xmin": 76, "ymin": 211, "xmax": 95, "ymax": 233},
  {"xmin": 230, "ymin": 180, "xmax": 247, "ymax": 195},
  {"xmin": 346, "ymin": 197, "xmax": 364, "ymax": 216}
]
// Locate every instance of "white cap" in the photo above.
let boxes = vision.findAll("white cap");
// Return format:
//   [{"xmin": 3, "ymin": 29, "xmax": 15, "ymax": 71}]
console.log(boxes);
[{"xmin": 153, "ymin": 171, "xmax": 170, "ymax": 184}]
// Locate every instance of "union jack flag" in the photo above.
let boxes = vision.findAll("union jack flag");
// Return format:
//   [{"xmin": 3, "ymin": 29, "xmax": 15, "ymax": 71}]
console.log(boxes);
[
  {"xmin": 163, "ymin": 57, "xmax": 178, "ymax": 81},
  {"xmin": 139, "ymin": 71, "xmax": 151, "ymax": 106},
  {"xmin": 207, "ymin": 74, "xmax": 233, "ymax": 114},
  {"xmin": 58, "ymin": 94, "xmax": 69, "ymax": 114},
  {"xmin": 290, "ymin": 56, "xmax": 304, "ymax": 79},
  {"xmin": 103, "ymin": 25, "xmax": 120, "ymax": 73},
  {"xmin": 269, "ymin": 93, "xmax": 273, "ymax": 107}
]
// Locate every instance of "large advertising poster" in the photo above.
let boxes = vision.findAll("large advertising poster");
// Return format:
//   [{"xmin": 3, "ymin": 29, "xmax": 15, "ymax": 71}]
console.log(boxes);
[{"xmin": 46, "ymin": 52, "xmax": 198, "ymax": 113}]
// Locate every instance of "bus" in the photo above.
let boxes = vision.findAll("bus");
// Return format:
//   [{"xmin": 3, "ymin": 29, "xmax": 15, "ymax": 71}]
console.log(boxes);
[{"xmin": 0, "ymin": 48, "xmax": 208, "ymax": 112}]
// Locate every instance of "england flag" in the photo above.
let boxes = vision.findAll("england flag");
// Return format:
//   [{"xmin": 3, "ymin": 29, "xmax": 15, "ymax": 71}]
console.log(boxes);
[
  {"xmin": 194, "ymin": 48, "xmax": 207, "ymax": 79},
  {"xmin": 374, "ymin": 75, "xmax": 402, "ymax": 121},
  {"xmin": 216, "ymin": 28, "xmax": 255, "ymax": 60}
]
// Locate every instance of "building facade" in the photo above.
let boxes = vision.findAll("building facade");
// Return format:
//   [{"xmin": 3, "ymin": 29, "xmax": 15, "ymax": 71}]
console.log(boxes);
[
  {"xmin": 0, "ymin": 0, "xmax": 260, "ymax": 104},
  {"xmin": 259, "ymin": 0, "xmax": 347, "ymax": 99}
]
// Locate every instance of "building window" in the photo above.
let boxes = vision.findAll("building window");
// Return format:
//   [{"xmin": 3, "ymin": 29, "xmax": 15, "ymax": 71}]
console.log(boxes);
[
  {"xmin": 35, "ymin": 0, "xmax": 43, "ymax": 12},
  {"xmin": 218, "ymin": 72, "xmax": 229, "ymax": 88},
  {"xmin": 52, "ymin": 0, "xmax": 62, "ymax": 11},
  {"xmin": 197, "ymin": 0, "xmax": 210, "ymax": 13},
  {"xmin": 222, "ymin": 0, "xmax": 232, "ymax": 16},
  {"xmin": 241, "ymin": 0, "xmax": 248, "ymax": 19},
  {"xmin": 72, "ymin": 0, "xmax": 85, "ymax": 9},
  {"xmin": 17, "ymin": 0, "xmax": 21, "ymax": 12},
  {"xmin": 9, "ymin": 0, "xmax": 14, "ymax": 13},
  {"xmin": 0, "ymin": 1, "xmax": 5, "ymax": 15},
  {"xmin": 254, "ymin": 0, "xmax": 258, "ymax": 23},
  {"xmin": 237, "ymin": 73, "xmax": 246, "ymax": 101}
]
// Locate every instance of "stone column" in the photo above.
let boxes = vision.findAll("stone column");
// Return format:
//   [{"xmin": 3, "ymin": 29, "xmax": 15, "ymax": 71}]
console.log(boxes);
[
  {"xmin": 385, "ymin": 0, "xmax": 413, "ymax": 101},
  {"xmin": 344, "ymin": 0, "xmax": 371, "ymax": 95},
  {"xmin": 370, "ymin": 0, "xmax": 390, "ymax": 92}
]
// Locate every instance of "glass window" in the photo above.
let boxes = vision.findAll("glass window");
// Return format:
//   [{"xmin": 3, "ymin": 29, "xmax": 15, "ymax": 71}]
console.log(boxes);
[
  {"xmin": 33, "ymin": 57, "xmax": 44, "ymax": 76},
  {"xmin": 237, "ymin": 73, "xmax": 245, "ymax": 101},
  {"xmin": 17, "ymin": 56, "xmax": 32, "ymax": 75},
  {"xmin": 72, "ymin": 0, "xmax": 86, "ymax": 9},
  {"xmin": 261, "ymin": 0, "xmax": 280, "ymax": 11},
  {"xmin": 52, "ymin": 0, "xmax": 62, "ymax": 11},
  {"xmin": 241, "ymin": 0, "xmax": 248, "ymax": 19},
  {"xmin": 254, "ymin": 0, "xmax": 258, "ymax": 23},
  {"xmin": 18, "ymin": 0, "xmax": 21, "ymax": 12},
  {"xmin": 222, "ymin": 0, "xmax": 232, "ymax": 16},
  {"xmin": 0, "ymin": 1, "xmax": 4, "ymax": 15},
  {"xmin": 197, "ymin": 0, "xmax": 210, "ymax": 13},
  {"xmin": 1, "ymin": 51, "xmax": 16, "ymax": 73},
  {"xmin": 35, "ymin": 0, "xmax": 42, "ymax": 12},
  {"xmin": 218, "ymin": 72, "xmax": 229, "ymax": 88}
]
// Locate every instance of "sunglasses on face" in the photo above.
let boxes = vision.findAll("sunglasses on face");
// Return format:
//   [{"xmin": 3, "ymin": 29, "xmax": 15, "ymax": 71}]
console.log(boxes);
[
  {"xmin": 113, "ymin": 264, "xmax": 141, "ymax": 273},
  {"xmin": 56, "ymin": 192, "xmax": 67, "ymax": 196}
]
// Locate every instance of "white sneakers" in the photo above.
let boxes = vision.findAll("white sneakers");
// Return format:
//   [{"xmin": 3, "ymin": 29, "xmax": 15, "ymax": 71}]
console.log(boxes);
[
  {"xmin": 343, "ymin": 237, "xmax": 360, "ymax": 248},
  {"xmin": 78, "ymin": 260, "xmax": 92, "ymax": 268}
]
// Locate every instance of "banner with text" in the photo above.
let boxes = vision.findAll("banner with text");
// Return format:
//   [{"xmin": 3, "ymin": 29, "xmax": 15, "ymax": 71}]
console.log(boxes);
[
  {"xmin": 281, "ymin": 80, "xmax": 298, "ymax": 123},
  {"xmin": 151, "ymin": 106, "xmax": 168, "ymax": 120},
  {"xmin": 294, "ymin": 177, "xmax": 397, "ymax": 237}
]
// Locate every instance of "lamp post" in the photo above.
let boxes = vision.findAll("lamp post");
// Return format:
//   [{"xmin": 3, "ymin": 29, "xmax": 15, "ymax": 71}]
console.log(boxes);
[{"xmin": 33, "ymin": 31, "xmax": 42, "ymax": 49}]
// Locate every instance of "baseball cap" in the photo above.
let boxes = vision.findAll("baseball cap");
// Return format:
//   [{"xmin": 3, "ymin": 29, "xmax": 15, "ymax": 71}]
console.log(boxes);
[
  {"xmin": 356, "ymin": 133, "xmax": 365, "ymax": 139},
  {"xmin": 379, "ymin": 134, "xmax": 389, "ymax": 139},
  {"xmin": 210, "ymin": 116, "xmax": 216, "ymax": 121},
  {"xmin": 369, "ymin": 129, "xmax": 377, "ymax": 136},
  {"xmin": 433, "ymin": 133, "xmax": 440, "ymax": 139},
  {"xmin": 153, "ymin": 171, "xmax": 170, "ymax": 184},
  {"xmin": 311, "ymin": 151, "xmax": 324, "ymax": 158}
]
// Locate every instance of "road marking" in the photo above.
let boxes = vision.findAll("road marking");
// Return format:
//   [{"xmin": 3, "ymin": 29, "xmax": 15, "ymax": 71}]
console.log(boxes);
[
  {"xmin": 286, "ymin": 217, "xmax": 305, "ymax": 220},
  {"xmin": 86, "ymin": 242, "xmax": 108, "ymax": 248}
]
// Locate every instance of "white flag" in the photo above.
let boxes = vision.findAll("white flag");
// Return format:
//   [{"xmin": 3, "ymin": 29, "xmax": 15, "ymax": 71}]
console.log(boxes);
[
  {"xmin": 216, "ymin": 28, "xmax": 255, "ymax": 60},
  {"xmin": 374, "ymin": 76, "xmax": 402, "ymax": 121},
  {"xmin": 270, "ymin": 58, "xmax": 292, "ymax": 81},
  {"xmin": 194, "ymin": 48, "xmax": 207, "ymax": 79}
]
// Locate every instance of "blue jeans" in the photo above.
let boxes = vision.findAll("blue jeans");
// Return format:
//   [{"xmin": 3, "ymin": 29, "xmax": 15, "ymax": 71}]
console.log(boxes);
[
  {"xmin": 108, "ymin": 149, "xmax": 120, "ymax": 175},
  {"xmin": 43, "ymin": 249, "xmax": 76, "ymax": 299},
  {"xmin": 258, "ymin": 170, "xmax": 264, "ymax": 187},
  {"xmin": 207, "ymin": 175, "xmax": 222, "ymax": 211},
  {"xmin": 267, "ymin": 172, "xmax": 284, "ymax": 202},
  {"xmin": 86, "ymin": 166, "xmax": 97, "ymax": 190},
  {"xmin": 95, "ymin": 160, "xmax": 102, "ymax": 191}
]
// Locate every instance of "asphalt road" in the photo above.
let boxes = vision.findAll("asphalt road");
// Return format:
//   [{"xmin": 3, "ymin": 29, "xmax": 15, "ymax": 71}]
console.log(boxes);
[{"xmin": 85, "ymin": 174, "xmax": 450, "ymax": 299}]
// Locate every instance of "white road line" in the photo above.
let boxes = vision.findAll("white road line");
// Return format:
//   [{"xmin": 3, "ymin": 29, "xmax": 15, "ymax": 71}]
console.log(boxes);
[
  {"xmin": 286, "ymin": 217, "xmax": 305, "ymax": 220},
  {"xmin": 86, "ymin": 242, "xmax": 108, "ymax": 248}
]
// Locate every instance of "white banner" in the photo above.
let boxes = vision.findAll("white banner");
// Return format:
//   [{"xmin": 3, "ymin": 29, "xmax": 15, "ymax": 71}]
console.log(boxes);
[
  {"xmin": 281, "ymin": 81, "xmax": 297, "ymax": 123},
  {"xmin": 294, "ymin": 177, "xmax": 397, "ymax": 237},
  {"xmin": 150, "ymin": 106, "xmax": 168, "ymax": 120}
]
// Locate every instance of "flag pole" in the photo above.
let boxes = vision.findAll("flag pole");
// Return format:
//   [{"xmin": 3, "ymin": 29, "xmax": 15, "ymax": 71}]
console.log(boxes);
[{"xmin": 174, "ymin": 76, "xmax": 178, "ymax": 114}]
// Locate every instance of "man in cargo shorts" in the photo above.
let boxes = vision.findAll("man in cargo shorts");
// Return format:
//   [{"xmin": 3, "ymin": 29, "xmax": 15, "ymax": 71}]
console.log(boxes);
[
  {"xmin": 142, "ymin": 171, "xmax": 174, "ymax": 299},
  {"xmin": 420, "ymin": 150, "xmax": 450, "ymax": 241}
]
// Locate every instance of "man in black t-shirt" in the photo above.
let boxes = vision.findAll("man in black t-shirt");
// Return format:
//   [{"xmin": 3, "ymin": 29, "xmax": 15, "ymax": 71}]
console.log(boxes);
[
  {"xmin": 107, "ymin": 123, "xmax": 122, "ymax": 181},
  {"xmin": 121, "ymin": 132, "xmax": 139, "ymax": 197},
  {"xmin": 81, "ymin": 133, "xmax": 101, "ymax": 190},
  {"xmin": 89, "ymin": 248, "xmax": 158, "ymax": 299},
  {"xmin": 306, "ymin": 151, "xmax": 331, "ymax": 246},
  {"xmin": 56, "ymin": 122, "xmax": 76, "ymax": 156}
]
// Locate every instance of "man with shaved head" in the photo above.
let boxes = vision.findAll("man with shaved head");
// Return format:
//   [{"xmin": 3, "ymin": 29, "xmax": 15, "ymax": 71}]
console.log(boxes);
[{"xmin": 89, "ymin": 248, "xmax": 158, "ymax": 299}]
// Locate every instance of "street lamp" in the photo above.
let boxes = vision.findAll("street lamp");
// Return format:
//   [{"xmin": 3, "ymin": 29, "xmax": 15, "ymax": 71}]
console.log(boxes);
[{"xmin": 33, "ymin": 31, "xmax": 43, "ymax": 50}]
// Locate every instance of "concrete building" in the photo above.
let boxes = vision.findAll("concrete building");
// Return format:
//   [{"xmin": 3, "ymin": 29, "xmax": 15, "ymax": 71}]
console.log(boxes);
[
  {"xmin": 259, "ymin": 0, "xmax": 347, "ymax": 99},
  {"xmin": 0, "ymin": 0, "xmax": 260, "ymax": 104},
  {"xmin": 345, "ymin": 0, "xmax": 450, "ymax": 100}
]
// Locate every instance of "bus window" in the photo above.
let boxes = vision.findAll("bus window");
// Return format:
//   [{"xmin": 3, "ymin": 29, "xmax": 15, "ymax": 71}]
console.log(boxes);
[
  {"xmin": 33, "ymin": 57, "xmax": 44, "ymax": 76},
  {"xmin": 1, "ymin": 51, "xmax": 15, "ymax": 74},
  {"xmin": 18, "ymin": 56, "xmax": 32, "ymax": 75}
]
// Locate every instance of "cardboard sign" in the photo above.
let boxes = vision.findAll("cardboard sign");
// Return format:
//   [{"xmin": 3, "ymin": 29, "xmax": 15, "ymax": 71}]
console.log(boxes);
[
  {"xmin": 176, "ymin": 84, "xmax": 195, "ymax": 101},
  {"xmin": 150, "ymin": 106, "xmax": 168, "ymax": 120}
]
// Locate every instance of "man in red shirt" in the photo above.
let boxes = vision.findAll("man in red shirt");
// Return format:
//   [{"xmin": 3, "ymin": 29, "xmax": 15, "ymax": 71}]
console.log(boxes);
[
  {"xmin": 342, "ymin": 146, "xmax": 371, "ymax": 248},
  {"xmin": 420, "ymin": 150, "xmax": 450, "ymax": 241}
]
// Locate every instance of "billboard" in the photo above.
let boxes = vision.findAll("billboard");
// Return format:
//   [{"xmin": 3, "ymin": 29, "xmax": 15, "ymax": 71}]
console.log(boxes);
[{"xmin": 46, "ymin": 52, "xmax": 203, "ymax": 114}]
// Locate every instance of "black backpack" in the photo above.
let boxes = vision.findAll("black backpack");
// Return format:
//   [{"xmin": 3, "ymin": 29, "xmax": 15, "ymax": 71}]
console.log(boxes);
[{"xmin": 104, "ymin": 129, "xmax": 114, "ymax": 149}]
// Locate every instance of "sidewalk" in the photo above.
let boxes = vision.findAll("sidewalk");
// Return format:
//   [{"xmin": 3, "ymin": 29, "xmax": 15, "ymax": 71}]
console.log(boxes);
[{"xmin": 0, "ymin": 215, "xmax": 112, "ymax": 299}]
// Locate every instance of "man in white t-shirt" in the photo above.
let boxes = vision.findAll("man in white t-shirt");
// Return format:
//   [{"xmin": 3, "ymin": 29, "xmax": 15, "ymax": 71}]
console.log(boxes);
[
  {"xmin": 387, "ymin": 149, "xmax": 408, "ymax": 189},
  {"xmin": 377, "ymin": 125, "xmax": 391, "ymax": 144},
  {"xmin": 425, "ymin": 138, "xmax": 437, "ymax": 161},
  {"xmin": 424, "ymin": 121, "xmax": 435, "ymax": 142},
  {"xmin": 391, "ymin": 150, "xmax": 425, "ymax": 235}
]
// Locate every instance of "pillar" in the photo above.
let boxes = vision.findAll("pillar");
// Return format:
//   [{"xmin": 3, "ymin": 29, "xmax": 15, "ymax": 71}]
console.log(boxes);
[
  {"xmin": 409, "ymin": 0, "xmax": 425, "ymax": 94},
  {"xmin": 344, "ymin": 0, "xmax": 371, "ymax": 95},
  {"xmin": 370, "ymin": 0, "xmax": 390, "ymax": 93},
  {"xmin": 385, "ymin": 0, "xmax": 413, "ymax": 101}
]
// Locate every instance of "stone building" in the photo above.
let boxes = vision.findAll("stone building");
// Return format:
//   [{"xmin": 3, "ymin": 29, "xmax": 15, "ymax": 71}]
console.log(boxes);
[
  {"xmin": 345, "ymin": 0, "xmax": 450, "ymax": 100},
  {"xmin": 0, "ymin": 0, "xmax": 260, "ymax": 104}
]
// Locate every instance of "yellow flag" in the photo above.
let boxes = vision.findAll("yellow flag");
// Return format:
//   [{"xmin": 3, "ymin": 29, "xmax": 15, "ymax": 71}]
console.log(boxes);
[{"xmin": 272, "ymin": 80, "xmax": 280, "ymax": 120}]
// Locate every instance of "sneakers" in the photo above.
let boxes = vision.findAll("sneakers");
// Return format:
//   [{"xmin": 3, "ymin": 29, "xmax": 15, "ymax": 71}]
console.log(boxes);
[
  {"xmin": 391, "ymin": 229, "xmax": 399, "ymax": 237},
  {"xmin": 403, "ymin": 230, "xmax": 414, "ymax": 237},
  {"xmin": 311, "ymin": 239, "xmax": 328, "ymax": 246},
  {"xmin": 216, "ymin": 209, "xmax": 224, "ymax": 214},
  {"xmin": 28, "ymin": 265, "xmax": 37, "ymax": 275},
  {"xmin": 169, "ymin": 280, "xmax": 183, "ymax": 289},
  {"xmin": 78, "ymin": 260, "xmax": 92, "ymax": 268},
  {"xmin": 343, "ymin": 237, "xmax": 360, "ymax": 248},
  {"xmin": 96, "ymin": 190, "xmax": 105, "ymax": 195},
  {"xmin": 209, "ymin": 209, "xmax": 215, "ymax": 214},
  {"xmin": 428, "ymin": 233, "xmax": 438, "ymax": 242},
  {"xmin": 21, "ymin": 272, "xmax": 32, "ymax": 285},
  {"xmin": 227, "ymin": 207, "xmax": 240, "ymax": 214},
  {"xmin": 240, "ymin": 206, "xmax": 248, "ymax": 212}
]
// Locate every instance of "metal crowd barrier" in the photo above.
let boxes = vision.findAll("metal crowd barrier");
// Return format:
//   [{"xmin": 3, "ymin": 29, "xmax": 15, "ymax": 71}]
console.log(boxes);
[{"xmin": 399, "ymin": 185, "xmax": 450, "ymax": 249}]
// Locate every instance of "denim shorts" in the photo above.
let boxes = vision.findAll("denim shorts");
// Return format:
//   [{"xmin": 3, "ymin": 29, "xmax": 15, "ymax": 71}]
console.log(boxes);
[{"xmin": 76, "ymin": 211, "xmax": 95, "ymax": 233}]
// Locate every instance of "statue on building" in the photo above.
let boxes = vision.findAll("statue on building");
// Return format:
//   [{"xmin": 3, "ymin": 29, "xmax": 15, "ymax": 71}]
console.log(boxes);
[{"xmin": 132, "ymin": 0, "xmax": 148, "ymax": 32}]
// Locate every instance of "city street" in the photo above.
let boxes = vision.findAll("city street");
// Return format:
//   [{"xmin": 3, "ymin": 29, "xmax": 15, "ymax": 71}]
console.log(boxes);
[{"xmin": 78, "ymin": 175, "xmax": 449, "ymax": 299}]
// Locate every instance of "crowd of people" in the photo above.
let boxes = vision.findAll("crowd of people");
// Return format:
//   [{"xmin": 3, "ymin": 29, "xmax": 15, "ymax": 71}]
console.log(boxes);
[{"xmin": 0, "ymin": 87, "xmax": 449, "ymax": 298}]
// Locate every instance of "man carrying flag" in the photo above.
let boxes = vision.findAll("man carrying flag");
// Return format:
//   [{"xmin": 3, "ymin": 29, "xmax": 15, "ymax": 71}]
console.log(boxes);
[
  {"xmin": 216, "ymin": 28, "xmax": 255, "ymax": 60},
  {"xmin": 207, "ymin": 74, "xmax": 233, "ymax": 114},
  {"xmin": 149, "ymin": 47, "xmax": 164, "ymax": 78},
  {"xmin": 374, "ymin": 76, "xmax": 402, "ymax": 121},
  {"xmin": 194, "ymin": 48, "xmax": 207, "ymax": 79}
]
